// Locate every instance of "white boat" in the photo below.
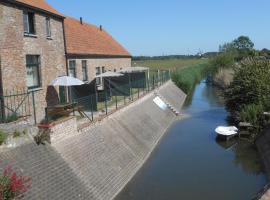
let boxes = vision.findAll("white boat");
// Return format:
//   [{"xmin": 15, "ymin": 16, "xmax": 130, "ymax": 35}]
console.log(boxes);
[{"xmin": 215, "ymin": 126, "xmax": 238, "ymax": 140}]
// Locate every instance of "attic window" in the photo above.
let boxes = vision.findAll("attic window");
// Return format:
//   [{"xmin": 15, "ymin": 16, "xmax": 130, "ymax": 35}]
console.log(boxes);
[{"xmin": 23, "ymin": 11, "xmax": 36, "ymax": 35}]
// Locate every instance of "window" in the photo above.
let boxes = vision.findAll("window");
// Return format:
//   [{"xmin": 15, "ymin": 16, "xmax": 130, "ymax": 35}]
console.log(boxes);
[
  {"xmin": 69, "ymin": 60, "xmax": 76, "ymax": 77},
  {"xmin": 102, "ymin": 66, "xmax": 105, "ymax": 73},
  {"xmin": 46, "ymin": 17, "xmax": 51, "ymax": 38},
  {"xmin": 26, "ymin": 55, "xmax": 41, "ymax": 89},
  {"xmin": 23, "ymin": 11, "xmax": 36, "ymax": 35},
  {"xmin": 96, "ymin": 67, "xmax": 101, "ymax": 85},
  {"xmin": 82, "ymin": 60, "xmax": 88, "ymax": 81}
]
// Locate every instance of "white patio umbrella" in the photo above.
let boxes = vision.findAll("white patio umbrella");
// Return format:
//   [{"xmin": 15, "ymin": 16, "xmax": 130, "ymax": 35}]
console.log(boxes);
[
  {"xmin": 118, "ymin": 66, "xmax": 149, "ymax": 73},
  {"xmin": 95, "ymin": 71, "xmax": 123, "ymax": 78},
  {"xmin": 50, "ymin": 76, "xmax": 84, "ymax": 86}
]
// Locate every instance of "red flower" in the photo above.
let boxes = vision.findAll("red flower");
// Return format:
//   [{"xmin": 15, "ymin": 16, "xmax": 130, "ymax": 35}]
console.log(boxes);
[{"xmin": 0, "ymin": 166, "xmax": 31, "ymax": 199}]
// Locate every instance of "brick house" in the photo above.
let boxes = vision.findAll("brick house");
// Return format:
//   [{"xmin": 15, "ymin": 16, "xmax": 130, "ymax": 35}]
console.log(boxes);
[
  {"xmin": 64, "ymin": 17, "xmax": 132, "ymax": 89},
  {"xmin": 0, "ymin": 0, "xmax": 67, "ymax": 122},
  {"xmin": 0, "ymin": 0, "xmax": 131, "ymax": 123}
]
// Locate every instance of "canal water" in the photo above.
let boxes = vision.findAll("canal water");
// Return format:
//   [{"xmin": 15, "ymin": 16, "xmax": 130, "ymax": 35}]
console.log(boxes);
[{"xmin": 116, "ymin": 81, "xmax": 267, "ymax": 200}]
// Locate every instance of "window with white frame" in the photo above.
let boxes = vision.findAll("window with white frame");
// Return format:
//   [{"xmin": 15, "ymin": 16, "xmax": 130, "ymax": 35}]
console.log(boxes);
[
  {"xmin": 96, "ymin": 67, "xmax": 101, "ymax": 85},
  {"xmin": 26, "ymin": 55, "xmax": 41, "ymax": 89},
  {"xmin": 23, "ymin": 11, "xmax": 36, "ymax": 35},
  {"xmin": 82, "ymin": 60, "xmax": 88, "ymax": 81},
  {"xmin": 102, "ymin": 66, "xmax": 105, "ymax": 73},
  {"xmin": 69, "ymin": 60, "xmax": 76, "ymax": 77}
]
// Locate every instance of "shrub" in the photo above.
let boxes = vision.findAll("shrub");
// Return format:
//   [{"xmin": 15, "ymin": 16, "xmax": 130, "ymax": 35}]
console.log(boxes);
[
  {"xmin": 0, "ymin": 131, "xmax": 7, "ymax": 145},
  {"xmin": 5, "ymin": 114, "xmax": 18, "ymax": 123},
  {"xmin": 34, "ymin": 129, "xmax": 50, "ymax": 145},
  {"xmin": 212, "ymin": 68, "xmax": 235, "ymax": 89},
  {"xmin": 210, "ymin": 51, "xmax": 236, "ymax": 70},
  {"xmin": 12, "ymin": 130, "xmax": 20, "ymax": 138},
  {"xmin": 240, "ymin": 104, "xmax": 264, "ymax": 132},
  {"xmin": 0, "ymin": 166, "xmax": 31, "ymax": 200},
  {"xmin": 225, "ymin": 58, "xmax": 270, "ymax": 114},
  {"xmin": 22, "ymin": 129, "xmax": 27, "ymax": 135}
]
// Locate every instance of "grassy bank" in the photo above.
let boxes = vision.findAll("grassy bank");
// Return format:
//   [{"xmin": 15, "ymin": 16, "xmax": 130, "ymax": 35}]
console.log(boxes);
[
  {"xmin": 171, "ymin": 63, "xmax": 209, "ymax": 95},
  {"xmin": 132, "ymin": 58, "xmax": 210, "ymax": 98},
  {"xmin": 132, "ymin": 58, "xmax": 208, "ymax": 71}
]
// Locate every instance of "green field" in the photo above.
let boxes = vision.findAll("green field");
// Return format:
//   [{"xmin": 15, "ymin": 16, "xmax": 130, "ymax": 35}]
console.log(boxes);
[{"xmin": 132, "ymin": 58, "xmax": 208, "ymax": 71}]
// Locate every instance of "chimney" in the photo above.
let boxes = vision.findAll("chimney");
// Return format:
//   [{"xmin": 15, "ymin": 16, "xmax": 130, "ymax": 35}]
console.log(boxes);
[
  {"xmin": 100, "ymin": 25, "xmax": 102, "ymax": 31},
  {"xmin": 80, "ymin": 17, "xmax": 83, "ymax": 25}
]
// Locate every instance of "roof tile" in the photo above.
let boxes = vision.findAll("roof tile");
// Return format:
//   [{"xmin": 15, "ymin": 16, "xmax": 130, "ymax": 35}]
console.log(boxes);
[
  {"xmin": 64, "ymin": 17, "xmax": 131, "ymax": 57},
  {"xmin": 14, "ymin": 0, "xmax": 63, "ymax": 17}
]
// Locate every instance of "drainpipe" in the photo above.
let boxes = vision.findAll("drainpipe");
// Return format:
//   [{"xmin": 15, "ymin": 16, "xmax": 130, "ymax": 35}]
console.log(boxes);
[{"xmin": 62, "ymin": 18, "xmax": 70, "ymax": 102}]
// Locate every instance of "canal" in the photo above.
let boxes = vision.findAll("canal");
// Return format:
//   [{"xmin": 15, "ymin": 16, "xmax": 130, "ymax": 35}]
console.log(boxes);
[{"xmin": 116, "ymin": 81, "xmax": 267, "ymax": 200}]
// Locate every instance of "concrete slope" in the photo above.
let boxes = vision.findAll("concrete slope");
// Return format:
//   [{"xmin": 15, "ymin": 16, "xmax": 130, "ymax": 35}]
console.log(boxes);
[
  {"xmin": 158, "ymin": 80, "xmax": 186, "ymax": 110},
  {"xmin": 0, "ymin": 81, "xmax": 186, "ymax": 200}
]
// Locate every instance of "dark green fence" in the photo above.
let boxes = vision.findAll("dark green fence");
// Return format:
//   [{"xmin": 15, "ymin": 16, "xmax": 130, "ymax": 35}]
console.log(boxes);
[
  {"xmin": 69, "ymin": 70, "xmax": 171, "ymax": 122},
  {"xmin": 0, "ymin": 89, "xmax": 37, "ymax": 124}
]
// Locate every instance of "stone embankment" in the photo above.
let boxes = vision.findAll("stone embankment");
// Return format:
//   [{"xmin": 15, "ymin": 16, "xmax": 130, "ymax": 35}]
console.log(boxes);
[{"xmin": 0, "ymin": 80, "xmax": 186, "ymax": 200}]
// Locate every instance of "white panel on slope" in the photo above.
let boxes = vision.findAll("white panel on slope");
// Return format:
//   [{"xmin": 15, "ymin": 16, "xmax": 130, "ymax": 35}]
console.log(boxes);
[{"xmin": 153, "ymin": 97, "xmax": 167, "ymax": 110}]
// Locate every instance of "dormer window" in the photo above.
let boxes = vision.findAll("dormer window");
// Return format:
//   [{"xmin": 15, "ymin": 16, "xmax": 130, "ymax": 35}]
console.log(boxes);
[
  {"xmin": 23, "ymin": 11, "xmax": 36, "ymax": 35},
  {"xmin": 46, "ymin": 17, "xmax": 51, "ymax": 38}
]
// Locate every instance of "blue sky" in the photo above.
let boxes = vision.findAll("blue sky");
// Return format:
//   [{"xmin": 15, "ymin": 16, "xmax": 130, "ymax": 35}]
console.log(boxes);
[{"xmin": 47, "ymin": 0, "xmax": 270, "ymax": 56}]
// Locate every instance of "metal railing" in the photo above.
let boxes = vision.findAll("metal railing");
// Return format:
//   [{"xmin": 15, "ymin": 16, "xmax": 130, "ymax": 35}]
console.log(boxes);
[
  {"xmin": 0, "ymin": 89, "xmax": 37, "ymax": 124},
  {"xmin": 70, "ymin": 71, "xmax": 171, "ymax": 123}
]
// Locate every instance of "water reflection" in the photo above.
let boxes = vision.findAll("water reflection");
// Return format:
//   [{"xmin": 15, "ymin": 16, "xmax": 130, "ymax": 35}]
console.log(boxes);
[
  {"xmin": 216, "ymin": 138, "xmax": 264, "ymax": 175},
  {"xmin": 232, "ymin": 140, "xmax": 264, "ymax": 175}
]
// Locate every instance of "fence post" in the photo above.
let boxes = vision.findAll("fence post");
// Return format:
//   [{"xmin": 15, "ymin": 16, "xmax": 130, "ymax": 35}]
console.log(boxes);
[
  {"xmin": 131, "ymin": 85, "xmax": 133, "ymax": 101},
  {"xmin": 158, "ymin": 69, "xmax": 160, "ymax": 87},
  {"xmin": 153, "ymin": 75, "xmax": 155, "ymax": 89},
  {"xmin": 90, "ymin": 95, "xmax": 94, "ymax": 121},
  {"xmin": 147, "ymin": 77, "xmax": 150, "ymax": 92},
  {"xmin": 115, "ymin": 94, "xmax": 118, "ymax": 110},
  {"xmin": 31, "ymin": 91, "xmax": 37, "ymax": 124},
  {"xmin": 45, "ymin": 107, "xmax": 49, "ymax": 123},
  {"xmin": 72, "ymin": 102, "xmax": 75, "ymax": 116},
  {"xmin": 105, "ymin": 91, "xmax": 108, "ymax": 115},
  {"xmin": 0, "ymin": 96, "xmax": 5, "ymax": 123}
]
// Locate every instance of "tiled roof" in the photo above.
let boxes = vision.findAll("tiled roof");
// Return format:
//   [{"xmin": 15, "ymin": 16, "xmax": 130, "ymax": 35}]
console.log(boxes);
[
  {"xmin": 14, "ymin": 0, "xmax": 63, "ymax": 17},
  {"xmin": 64, "ymin": 17, "xmax": 131, "ymax": 57}
]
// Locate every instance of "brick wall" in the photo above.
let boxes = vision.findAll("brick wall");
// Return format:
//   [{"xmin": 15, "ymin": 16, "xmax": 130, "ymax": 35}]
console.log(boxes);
[
  {"xmin": 0, "ymin": 2, "xmax": 66, "ymax": 123},
  {"xmin": 67, "ymin": 57, "xmax": 131, "ymax": 82},
  {"xmin": 47, "ymin": 117, "xmax": 78, "ymax": 143}
]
